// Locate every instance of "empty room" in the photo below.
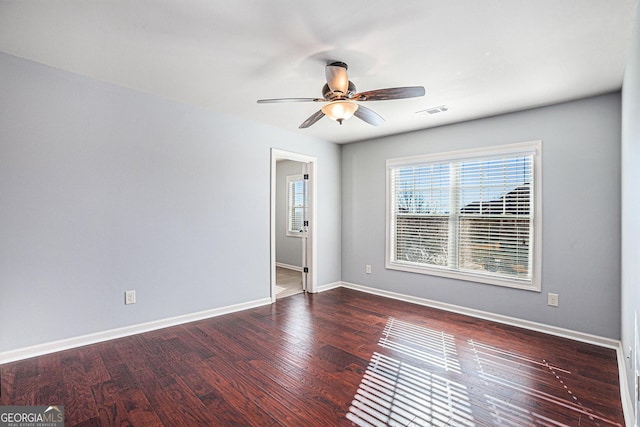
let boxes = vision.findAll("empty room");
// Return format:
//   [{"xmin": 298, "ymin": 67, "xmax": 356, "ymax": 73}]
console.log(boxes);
[{"xmin": 1, "ymin": 1, "xmax": 640, "ymax": 426}]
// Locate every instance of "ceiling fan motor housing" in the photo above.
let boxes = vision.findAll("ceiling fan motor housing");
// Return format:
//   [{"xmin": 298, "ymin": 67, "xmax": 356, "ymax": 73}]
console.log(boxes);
[{"xmin": 323, "ymin": 81, "xmax": 357, "ymax": 100}]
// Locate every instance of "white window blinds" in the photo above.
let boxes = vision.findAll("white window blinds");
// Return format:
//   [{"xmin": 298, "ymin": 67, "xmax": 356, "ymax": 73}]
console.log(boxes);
[
  {"xmin": 287, "ymin": 175, "xmax": 307, "ymax": 236},
  {"xmin": 387, "ymin": 141, "xmax": 541, "ymax": 290}
]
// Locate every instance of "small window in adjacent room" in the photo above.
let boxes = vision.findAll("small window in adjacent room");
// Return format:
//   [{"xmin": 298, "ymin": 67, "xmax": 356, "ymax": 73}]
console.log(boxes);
[
  {"xmin": 286, "ymin": 174, "xmax": 307, "ymax": 237},
  {"xmin": 386, "ymin": 141, "xmax": 541, "ymax": 291}
]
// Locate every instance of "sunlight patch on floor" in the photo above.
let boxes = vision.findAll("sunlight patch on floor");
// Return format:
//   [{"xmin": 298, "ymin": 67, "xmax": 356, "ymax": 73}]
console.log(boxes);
[
  {"xmin": 347, "ymin": 352, "xmax": 474, "ymax": 427},
  {"xmin": 378, "ymin": 317, "xmax": 460, "ymax": 374},
  {"xmin": 347, "ymin": 317, "xmax": 623, "ymax": 427}
]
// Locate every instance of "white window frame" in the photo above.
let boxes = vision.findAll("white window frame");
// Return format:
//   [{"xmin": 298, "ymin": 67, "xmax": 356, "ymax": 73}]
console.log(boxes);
[
  {"xmin": 385, "ymin": 141, "xmax": 542, "ymax": 291},
  {"xmin": 286, "ymin": 174, "xmax": 306, "ymax": 237}
]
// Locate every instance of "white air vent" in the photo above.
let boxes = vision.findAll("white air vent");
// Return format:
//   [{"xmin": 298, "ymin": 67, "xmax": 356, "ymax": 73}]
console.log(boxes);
[{"xmin": 416, "ymin": 105, "xmax": 449, "ymax": 117}]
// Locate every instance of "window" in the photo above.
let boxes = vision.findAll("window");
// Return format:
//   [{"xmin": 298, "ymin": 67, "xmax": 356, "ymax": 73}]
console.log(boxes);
[
  {"xmin": 286, "ymin": 174, "xmax": 307, "ymax": 237},
  {"xmin": 386, "ymin": 141, "xmax": 541, "ymax": 291}
]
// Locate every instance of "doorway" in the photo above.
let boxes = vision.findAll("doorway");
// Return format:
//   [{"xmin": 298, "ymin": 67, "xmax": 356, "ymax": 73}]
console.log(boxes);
[{"xmin": 270, "ymin": 149, "xmax": 317, "ymax": 302}]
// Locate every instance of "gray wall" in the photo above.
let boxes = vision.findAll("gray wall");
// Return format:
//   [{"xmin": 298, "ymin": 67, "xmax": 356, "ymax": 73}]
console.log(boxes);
[
  {"xmin": 342, "ymin": 93, "xmax": 621, "ymax": 338},
  {"xmin": 0, "ymin": 53, "xmax": 341, "ymax": 352},
  {"xmin": 0, "ymin": 47, "xmax": 626, "ymax": 355},
  {"xmin": 621, "ymin": 2, "xmax": 640, "ymax": 414},
  {"xmin": 275, "ymin": 160, "xmax": 303, "ymax": 268}
]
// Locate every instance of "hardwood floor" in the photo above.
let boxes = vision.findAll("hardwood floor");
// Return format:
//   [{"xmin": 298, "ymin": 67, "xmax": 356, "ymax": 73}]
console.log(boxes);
[{"xmin": 0, "ymin": 288, "xmax": 625, "ymax": 426}]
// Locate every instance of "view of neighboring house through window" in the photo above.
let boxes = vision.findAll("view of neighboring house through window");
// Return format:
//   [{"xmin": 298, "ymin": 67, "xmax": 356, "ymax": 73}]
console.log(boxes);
[
  {"xmin": 287, "ymin": 174, "xmax": 307, "ymax": 236},
  {"xmin": 386, "ymin": 141, "xmax": 541, "ymax": 290}
]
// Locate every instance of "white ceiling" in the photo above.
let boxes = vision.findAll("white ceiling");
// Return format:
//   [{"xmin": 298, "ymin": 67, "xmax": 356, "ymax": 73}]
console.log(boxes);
[{"xmin": 0, "ymin": 0, "xmax": 637, "ymax": 144}]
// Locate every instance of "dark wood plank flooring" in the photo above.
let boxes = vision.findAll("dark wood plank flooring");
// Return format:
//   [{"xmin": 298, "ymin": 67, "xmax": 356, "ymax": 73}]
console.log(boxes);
[{"xmin": 0, "ymin": 288, "xmax": 625, "ymax": 426}]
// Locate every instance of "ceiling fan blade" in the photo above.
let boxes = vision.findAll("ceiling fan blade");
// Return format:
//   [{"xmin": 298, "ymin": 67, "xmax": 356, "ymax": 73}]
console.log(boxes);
[
  {"xmin": 257, "ymin": 97, "xmax": 324, "ymax": 103},
  {"xmin": 353, "ymin": 86, "xmax": 426, "ymax": 101},
  {"xmin": 353, "ymin": 104, "xmax": 385, "ymax": 126},
  {"xmin": 299, "ymin": 110, "xmax": 325, "ymax": 129},
  {"xmin": 325, "ymin": 62, "xmax": 349, "ymax": 95}
]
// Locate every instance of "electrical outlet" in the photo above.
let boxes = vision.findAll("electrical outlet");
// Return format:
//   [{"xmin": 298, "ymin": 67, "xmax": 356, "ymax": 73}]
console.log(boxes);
[
  {"xmin": 365, "ymin": 264, "xmax": 372, "ymax": 274},
  {"xmin": 547, "ymin": 293, "xmax": 559, "ymax": 307},
  {"xmin": 125, "ymin": 290, "xmax": 136, "ymax": 305}
]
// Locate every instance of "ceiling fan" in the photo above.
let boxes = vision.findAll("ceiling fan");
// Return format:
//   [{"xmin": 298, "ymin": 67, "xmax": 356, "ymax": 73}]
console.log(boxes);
[{"xmin": 257, "ymin": 61, "xmax": 426, "ymax": 129}]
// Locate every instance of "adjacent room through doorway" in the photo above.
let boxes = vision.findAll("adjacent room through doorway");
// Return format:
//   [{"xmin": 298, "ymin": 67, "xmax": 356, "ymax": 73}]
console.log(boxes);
[{"xmin": 271, "ymin": 149, "xmax": 317, "ymax": 300}]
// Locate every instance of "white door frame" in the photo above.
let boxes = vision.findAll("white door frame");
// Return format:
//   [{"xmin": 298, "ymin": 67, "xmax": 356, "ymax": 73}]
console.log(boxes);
[{"xmin": 270, "ymin": 148, "xmax": 318, "ymax": 302}]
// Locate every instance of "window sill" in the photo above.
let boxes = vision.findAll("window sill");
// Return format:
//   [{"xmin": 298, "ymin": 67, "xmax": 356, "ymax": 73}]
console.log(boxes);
[{"xmin": 385, "ymin": 260, "xmax": 540, "ymax": 292}]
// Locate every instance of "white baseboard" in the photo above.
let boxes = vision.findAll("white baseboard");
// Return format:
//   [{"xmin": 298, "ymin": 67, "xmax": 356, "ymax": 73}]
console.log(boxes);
[
  {"xmin": 275, "ymin": 262, "xmax": 302, "ymax": 272},
  {"xmin": 616, "ymin": 341, "xmax": 636, "ymax": 427},
  {"xmin": 0, "ymin": 297, "xmax": 272, "ymax": 364},
  {"xmin": 315, "ymin": 281, "xmax": 343, "ymax": 293},
  {"xmin": 340, "ymin": 281, "xmax": 618, "ymax": 348}
]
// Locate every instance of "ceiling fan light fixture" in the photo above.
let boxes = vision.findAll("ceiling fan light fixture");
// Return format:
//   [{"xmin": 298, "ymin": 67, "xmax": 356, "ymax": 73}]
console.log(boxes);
[{"xmin": 321, "ymin": 101, "xmax": 359, "ymax": 125}]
